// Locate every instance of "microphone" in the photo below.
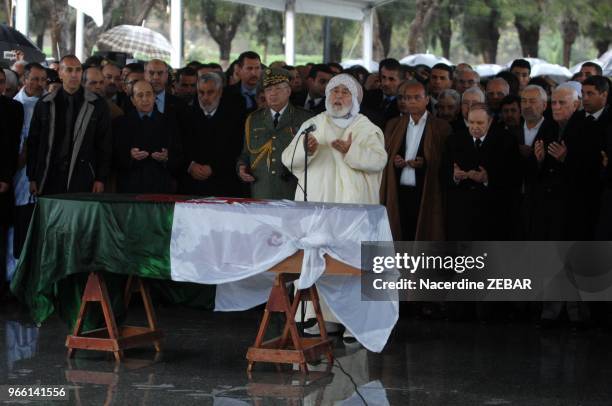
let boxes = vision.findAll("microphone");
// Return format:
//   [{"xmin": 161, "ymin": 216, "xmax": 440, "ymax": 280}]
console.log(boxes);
[
  {"xmin": 301, "ymin": 124, "xmax": 317, "ymax": 149},
  {"xmin": 300, "ymin": 123, "xmax": 317, "ymax": 135}
]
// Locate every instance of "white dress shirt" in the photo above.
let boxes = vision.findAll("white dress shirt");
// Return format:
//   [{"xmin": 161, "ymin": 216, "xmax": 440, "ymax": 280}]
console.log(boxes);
[
  {"xmin": 400, "ymin": 111, "xmax": 428, "ymax": 186},
  {"xmin": 523, "ymin": 116, "xmax": 544, "ymax": 147},
  {"xmin": 586, "ymin": 107, "xmax": 604, "ymax": 121},
  {"xmin": 270, "ymin": 104, "xmax": 288, "ymax": 121}
]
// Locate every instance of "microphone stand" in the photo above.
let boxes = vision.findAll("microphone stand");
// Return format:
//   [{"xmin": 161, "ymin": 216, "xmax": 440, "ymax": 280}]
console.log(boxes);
[
  {"xmin": 300, "ymin": 129, "xmax": 310, "ymax": 336},
  {"xmin": 303, "ymin": 131, "xmax": 309, "ymax": 202}
]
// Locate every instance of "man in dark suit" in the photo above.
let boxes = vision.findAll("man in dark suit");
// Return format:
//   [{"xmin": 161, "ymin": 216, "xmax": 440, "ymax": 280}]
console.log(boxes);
[
  {"xmin": 144, "ymin": 59, "xmax": 189, "ymax": 142},
  {"xmin": 113, "ymin": 80, "xmax": 183, "ymax": 193},
  {"xmin": 173, "ymin": 67, "xmax": 198, "ymax": 106},
  {"xmin": 564, "ymin": 75, "xmax": 610, "ymax": 240},
  {"xmin": 291, "ymin": 64, "xmax": 333, "ymax": 114},
  {"xmin": 180, "ymin": 72, "xmax": 244, "ymax": 197},
  {"xmin": 362, "ymin": 58, "xmax": 401, "ymax": 126},
  {"xmin": 515, "ymin": 85, "xmax": 555, "ymax": 239},
  {"xmin": 224, "ymin": 51, "xmax": 263, "ymax": 116},
  {"xmin": 445, "ymin": 103, "xmax": 519, "ymax": 240},
  {"xmin": 499, "ymin": 94, "xmax": 522, "ymax": 139},
  {"xmin": 118, "ymin": 64, "xmax": 144, "ymax": 113},
  {"xmin": 451, "ymin": 86, "xmax": 485, "ymax": 136}
]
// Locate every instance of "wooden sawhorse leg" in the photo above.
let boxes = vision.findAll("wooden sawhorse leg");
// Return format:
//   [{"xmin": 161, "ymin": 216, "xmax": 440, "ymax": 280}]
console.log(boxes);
[
  {"xmin": 246, "ymin": 273, "xmax": 334, "ymax": 374},
  {"xmin": 66, "ymin": 272, "xmax": 163, "ymax": 361}
]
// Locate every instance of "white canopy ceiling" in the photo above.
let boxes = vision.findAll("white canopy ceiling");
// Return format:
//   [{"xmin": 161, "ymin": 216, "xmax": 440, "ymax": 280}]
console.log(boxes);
[{"xmin": 226, "ymin": 0, "xmax": 394, "ymax": 21}]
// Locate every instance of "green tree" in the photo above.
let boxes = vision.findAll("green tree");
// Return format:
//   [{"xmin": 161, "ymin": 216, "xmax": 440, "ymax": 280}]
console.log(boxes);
[
  {"xmin": 408, "ymin": 0, "xmax": 439, "ymax": 54},
  {"xmin": 254, "ymin": 8, "xmax": 283, "ymax": 64},
  {"xmin": 375, "ymin": 0, "xmax": 416, "ymax": 59},
  {"xmin": 512, "ymin": 0, "xmax": 544, "ymax": 57},
  {"xmin": 583, "ymin": 1, "xmax": 612, "ymax": 57},
  {"xmin": 187, "ymin": 0, "xmax": 247, "ymax": 64},
  {"xmin": 460, "ymin": 0, "xmax": 504, "ymax": 63}
]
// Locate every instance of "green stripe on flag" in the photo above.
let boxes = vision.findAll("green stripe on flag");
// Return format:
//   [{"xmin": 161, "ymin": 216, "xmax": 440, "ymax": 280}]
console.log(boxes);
[{"xmin": 11, "ymin": 194, "xmax": 175, "ymax": 325}]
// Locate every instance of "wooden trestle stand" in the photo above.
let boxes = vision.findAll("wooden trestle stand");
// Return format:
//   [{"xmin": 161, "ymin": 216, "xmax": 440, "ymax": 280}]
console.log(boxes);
[
  {"xmin": 66, "ymin": 272, "xmax": 163, "ymax": 361},
  {"xmin": 246, "ymin": 251, "xmax": 361, "ymax": 373}
]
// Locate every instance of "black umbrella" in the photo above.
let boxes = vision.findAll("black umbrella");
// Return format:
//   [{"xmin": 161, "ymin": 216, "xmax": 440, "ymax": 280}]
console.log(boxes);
[{"xmin": 0, "ymin": 24, "xmax": 45, "ymax": 66}]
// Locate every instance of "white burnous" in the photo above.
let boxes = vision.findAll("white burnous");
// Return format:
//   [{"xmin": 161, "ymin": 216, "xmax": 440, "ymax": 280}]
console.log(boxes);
[
  {"xmin": 282, "ymin": 73, "xmax": 387, "ymax": 205},
  {"xmin": 282, "ymin": 73, "xmax": 388, "ymax": 340}
]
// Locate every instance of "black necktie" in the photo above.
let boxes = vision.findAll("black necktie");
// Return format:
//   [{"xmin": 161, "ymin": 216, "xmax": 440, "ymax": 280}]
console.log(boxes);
[
  {"xmin": 308, "ymin": 99, "xmax": 316, "ymax": 110},
  {"xmin": 475, "ymin": 138, "xmax": 482, "ymax": 149},
  {"xmin": 142, "ymin": 114, "xmax": 150, "ymax": 121},
  {"xmin": 273, "ymin": 112, "xmax": 280, "ymax": 128},
  {"xmin": 586, "ymin": 115, "xmax": 596, "ymax": 122},
  {"xmin": 383, "ymin": 97, "xmax": 393, "ymax": 110}
]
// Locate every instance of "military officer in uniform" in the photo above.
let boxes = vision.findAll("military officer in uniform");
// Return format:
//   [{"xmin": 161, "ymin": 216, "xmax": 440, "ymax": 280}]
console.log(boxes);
[{"xmin": 237, "ymin": 68, "xmax": 313, "ymax": 199}]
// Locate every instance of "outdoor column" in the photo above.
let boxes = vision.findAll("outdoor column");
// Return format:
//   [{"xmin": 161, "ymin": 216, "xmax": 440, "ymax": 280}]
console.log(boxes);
[
  {"xmin": 15, "ymin": 0, "xmax": 29, "ymax": 37},
  {"xmin": 362, "ymin": 7, "xmax": 373, "ymax": 71},
  {"xmin": 170, "ymin": 0, "xmax": 183, "ymax": 68},
  {"xmin": 75, "ymin": 10, "xmax": 84, "ymax": 61},
  {"xmin": 284, "ymin": 0, "xmax": 296, "ymax": 65}
]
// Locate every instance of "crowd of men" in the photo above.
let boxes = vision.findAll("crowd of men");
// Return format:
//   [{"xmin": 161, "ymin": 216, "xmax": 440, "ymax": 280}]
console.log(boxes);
[{"xmin": 0, "ymin": 50, "xmax": 611, "ymax": 329}]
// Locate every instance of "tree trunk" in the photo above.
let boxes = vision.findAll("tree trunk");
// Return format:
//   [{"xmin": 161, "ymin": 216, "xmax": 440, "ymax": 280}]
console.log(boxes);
[
  {"xmin": 329, "ymin": 19, "xmax": 345, "ymax": 63},
  {"xmin": 482, "ymin": 2, "xmax": 500, "ymax": 63},
  {"xmin": 219, "ymin": 38, "xmax": 231, "ymax": 65},
  {"xmin": 201, "ymin": 1, "xmax": 245, "ymax": 66},
  {"xmin": 4, "ymin": 0, "xmax": 12, "ymax": 27},
  {"xmin": 438, "ymin": 16, "xmax": 451, "ymax": 59},
  {"xmin": 595, "ymin": 39, "xmax": 610, "ymax": 58},
  {"xmin": 408, "ymin": 0, "xmax": 439, "ymax": 54},
  {"xmin": 49, "ymin": 0, "xmax": 71, "ymax": 59},
  {"xmin": 329, "ymin": 40, "xmax": 343, "ymax": 63},
  {"xmin": 562, "ymin": 17, "xmax": 579, "ymax": 67},
  {"xmin": 375, "ymin": 9, "xmax": 392, "ymax": 59},
  {"xmin": 514, "ymin": 18, "xmax": 540, "ymax": 57}
]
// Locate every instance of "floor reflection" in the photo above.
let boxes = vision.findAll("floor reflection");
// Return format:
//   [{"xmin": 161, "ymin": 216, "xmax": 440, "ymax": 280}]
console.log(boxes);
[
  {"xmin": 1, "ymin": 305, "xmax": 611, "ymax": 405},
  {"xmin": 4, "ymin": 320, "xmax": 39, "ymax": 377}
]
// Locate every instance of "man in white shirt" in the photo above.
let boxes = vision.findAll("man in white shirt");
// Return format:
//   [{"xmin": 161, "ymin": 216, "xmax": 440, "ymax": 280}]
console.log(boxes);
[
  {"xmin": 11, "ymin": 63, "xmax": 46, "ymax": 265},
  {"xmin": 381, "ymin": 80, "xmax": 451, "ymax": 240},
  {"xmin": 519, "ymin": 85, "xmax": 548, "ymax": 158}
]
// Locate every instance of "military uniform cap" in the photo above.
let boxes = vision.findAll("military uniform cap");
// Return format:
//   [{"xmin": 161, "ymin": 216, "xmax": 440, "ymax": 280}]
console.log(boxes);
[{"xmin": 262, "ymin": 67, "xmax": 290, "ymax": 88}]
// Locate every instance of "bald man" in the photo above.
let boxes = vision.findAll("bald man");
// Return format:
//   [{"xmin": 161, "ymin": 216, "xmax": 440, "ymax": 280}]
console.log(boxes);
[
  {"xmin": 113, "ymin": 80, "xmax": 184, "ymax": 193},
  {"xmin": 27, "ymin": 54, "xmax": 112, "ymax": 195}
]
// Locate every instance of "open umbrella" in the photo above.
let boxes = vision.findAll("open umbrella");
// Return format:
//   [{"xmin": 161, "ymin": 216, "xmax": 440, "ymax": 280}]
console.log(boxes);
[
  {"xmin": 341, "ymin": 59, "xmax": 379, "ymax": 72},
  {"xmin": 0, "ymin": 24, "xmax": 45, "ymax": 65},
  {"xmin": 504, "ymin": 57, "xmax": 549, "ymax": 70},
  {"xmin": 570, "ymin": 59, "xmax": 600, "ymax": 74},
  {"xmin": 96, "ymin": 25, "xmax": 173, "ymax": 60},
  {"xmin": 399, "ymin": 53, "xmax": 452, "ymax": 68},
  {"xmin": 598, "ymin": 49, "xmax": 612, "ymax": 76},
  {"xmin": 530, "ymin": 63, "xmax": 572, "ymax": 80},
  {"xmin": 474, "ymin": 64, "xmax": 503, "ymax": 77}
]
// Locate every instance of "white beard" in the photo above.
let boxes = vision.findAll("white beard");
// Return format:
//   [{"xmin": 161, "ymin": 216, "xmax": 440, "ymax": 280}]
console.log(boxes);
[{"xmin": 329, "ymin": 104, "xmax": 352, "ymax": 118}]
